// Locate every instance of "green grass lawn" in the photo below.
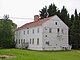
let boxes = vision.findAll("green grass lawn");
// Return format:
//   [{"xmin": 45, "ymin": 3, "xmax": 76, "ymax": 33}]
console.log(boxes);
[{"xmin": 0, "ymin": 49, "xmax": 80, "ymax": 60}]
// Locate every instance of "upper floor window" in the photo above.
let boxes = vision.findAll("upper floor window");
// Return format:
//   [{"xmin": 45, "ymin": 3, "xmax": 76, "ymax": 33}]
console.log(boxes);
[
  {"xmin": 37, "ymin": 28, "xmax": 39, "ymax": 33},
  {"xmin": 16, "ymin": 32, "xmax": 18, "ymax": 36},
  {"xmin": 55, "ymin": 22, "xmax": 57, "ymax": 25},
  {"xmin": 27, "ymin": 28, "xmax": 29, "ymax": 29},
  {"xmin": 19, "ymin": 31, "xmax": 20, "ymax": 35},
  {"xmin": 49, "ymin": 28, "xmax": 52, "ymax": 33},
  {"xmin": 27, "ymin": 30, "xmax": 29, "ymax": 34},
  {"xmin": 24, "ymin": 31, "xmax": 25, "ymax": 35},
  {"xmin": 32, "ymin": 29, "xmax": 34, "ymax": 34}
]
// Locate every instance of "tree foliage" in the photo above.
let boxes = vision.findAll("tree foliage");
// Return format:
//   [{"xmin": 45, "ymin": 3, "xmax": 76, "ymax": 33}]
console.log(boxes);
[
  {"xmin": 70, "ymin": 9, "xmax": 80, "ymax": 49},
  {"xmin": 0, "ymin": 17, "xmax": 17, "ymax": 48},
  {"xmin": 39, "ymin": 6, "xmax": 48, "ymax": 19},
  {"xmin": 48, "ymin": 3, "xmax": 57, "ymax": 17}
]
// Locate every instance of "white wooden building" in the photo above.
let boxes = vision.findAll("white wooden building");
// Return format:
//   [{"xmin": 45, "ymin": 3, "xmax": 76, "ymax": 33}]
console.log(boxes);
[{"xmin": 15, "ymin": 15, "xmax": 71, "ymax": 50}]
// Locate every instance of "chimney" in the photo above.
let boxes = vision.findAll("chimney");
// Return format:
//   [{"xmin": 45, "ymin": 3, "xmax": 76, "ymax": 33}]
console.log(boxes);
[{"xmin": 34, "ymin": 15, "xmax": 40, "ymax": 22}]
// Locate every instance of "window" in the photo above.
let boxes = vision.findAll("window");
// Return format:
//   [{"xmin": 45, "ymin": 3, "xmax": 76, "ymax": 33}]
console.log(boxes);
[
  {"xmin": 49, "ymin": 28, "xmax": 52, "ymax": 33},
  {"xmin": 37, "ymin": 28, "xmax": 39, "ymax": 33},
  {"xmin": 55, "ymin": 22, "xmax": 57, "ymax": 25},
  {"xmin": 32, "ymin": 29, "xmax": 34, "ymax": 34},
  {"xmin": 16, "ymin": 32, "xmax": 18, "ymax": 36},
  {"xmin": 56, "ymin": 44, "xmax": 57, "ymax": 46},
  {"xmin": 27, "ymin": 30, "xmax": 29, "ymax": 34},
  {"xmin": 46, "ymin": 41, "xmax": 49, "ymax": 45},
  {"xmin": 24, "ymin": 39, "xmax": 25, "ymax": 43},
  {"xmin": 16, "ymin": 39, "xmax": 17, "ymax": 44},
  {"xmin": 57, "ymin": 28, "xmax": 60, "ymax": 33},
  {"xmin": 19, "ymin": 31, "xmax": 20, "ymax": 35},
  {"xmin": 21, "ymin": 39, "xmax": 23, "ymax": 44},
  {"xmin": 32, "ymin": 39, "xmax": 34, "ymax": 44},
  {"xmin": 24, "ymin": 31, "xmax": 25, "ymax": 35},
  {"xmin": 61, "ymin": 29, "xmax": 64, "ymax": 34},
  {"xmin": 45, "ymin": 35, "xmax": 47, "ymax": 37},
  {"xmin": 30, "ymin": 39, "xmax": 31, "ymax": 44},
  {"xmin": 37, "ymin": 38, "xmax": 39, "ymax": 45},
  {"xmin": 19, "ymin": 39, "xmax": 20, "ymax": 44},
  {"xmin": 27, "ymin": 28, "xmax": 29, "ymax": 29},
  {"xmin": 44, "ymin": 27, "xmax": 47, "ymax": 30}
]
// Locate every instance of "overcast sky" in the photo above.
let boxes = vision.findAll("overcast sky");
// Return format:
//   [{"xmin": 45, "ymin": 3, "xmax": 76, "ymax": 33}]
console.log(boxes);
[{"xmin": 0, "ymin": 0, "xmax": 80, "ymax": 27}]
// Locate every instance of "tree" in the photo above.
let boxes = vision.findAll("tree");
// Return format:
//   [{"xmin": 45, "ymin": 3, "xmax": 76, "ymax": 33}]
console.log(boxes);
[
  {"xmin": 71, "ymin": 14, "xmax": 74, "ymax": 24},
  {"xmin": 56, "ymin": 10, "xmax": 61, "ymax": 18},
  {"xmin": 47, "ymin": 3, "xmax": 57, "ymax": 17},
  {"xmin": 0, "ymin": 15, "xmax": 17, "ymax": 48},
  {"xmin": 39, "ymin": 3, "xmax": 58, "ymax": 19},
  {"xmin": 78, "ymin": 13, "xmax": 80, "ymax": 48},
  {"xmin": 70, "ymin": 9, "xmax": 80, "ymax": 49},
  {"xmin": 39, "ymin": 6, "xmax": 48, "ymax": 19}
]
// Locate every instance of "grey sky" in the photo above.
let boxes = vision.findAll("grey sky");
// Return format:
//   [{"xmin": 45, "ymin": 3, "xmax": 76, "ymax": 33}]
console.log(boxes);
[{"xmin": 0, "ymin": 0, "xmax": 80, "ymax": 27}]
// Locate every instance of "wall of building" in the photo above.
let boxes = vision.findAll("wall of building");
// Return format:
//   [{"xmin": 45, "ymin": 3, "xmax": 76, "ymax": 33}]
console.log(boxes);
[
  {"xmin": 15, "ymin": 25, "xmax": 43, "ymax": 50},
  {"xmin": 42, "ymin": 15, "xmax": 69, "ymax": 50}
]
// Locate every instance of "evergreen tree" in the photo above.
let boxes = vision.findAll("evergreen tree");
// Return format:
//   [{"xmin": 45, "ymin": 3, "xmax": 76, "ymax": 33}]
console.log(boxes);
[
  {"xmin": 60, "ymin": 6, "xmax": 68, "ymax": 22},
  {"xmin": 39, "ymin": 6, "xmax": 48, "ymax": 19},
  {"xmin": 60, "ymin": 6, "xmax": 71, "ymax": 27},
  {"xmin": 78, "ymin": 13, "xmax": 80, "ymax": 48},
  {"xmin": 47, "ymin": 3, "xmax": 57, "ymax": 17},
  {"xmin": 70, "ymin": 9, "xmax": 80, "ymax": 49},
  {"xmin": 71, "ymin": 14, "xmax": 74, "ymax": 24},
  {"xmin": 39, "ymin": 3, "xmax": 58, "ymax": 19},
  {"xmin": 56, "ymin": 10, "xmax": 61, "ymax": 18}
]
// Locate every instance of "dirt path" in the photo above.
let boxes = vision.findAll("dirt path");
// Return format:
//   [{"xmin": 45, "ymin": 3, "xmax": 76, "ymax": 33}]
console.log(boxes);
[{"xmin": 0, "ymin": 54, "xmax": 16, "ymax": 59}]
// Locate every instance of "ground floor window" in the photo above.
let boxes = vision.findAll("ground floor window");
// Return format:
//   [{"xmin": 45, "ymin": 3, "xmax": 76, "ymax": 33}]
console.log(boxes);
[
  {"xmin": 19, "ymin": 39, "xmax": 20, "ymax": 44},
  {"xmin": 30, "ymin": 39, "xmax": 31, "ymax": 44},
  {"xmin": 46, "ymin": 41, "xmax": 49, "ymax": 45},
  {"xmin": 21, "ymin": 39, "xmax": 22, "ymax": 44},
  {"xmin": 32, "ymin": 39, "xmax": 34, "ymax": 44},
  {"xmin": 24, "ymin": 39, "xmax": 25, "ymax": 43},
  {"xmin": 37, "ymin": 38, "xmax": 39, "ymax": 45},
  {"xmin": 16, "ymin": 39, "xmax": 18, "ymax": 44}
]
